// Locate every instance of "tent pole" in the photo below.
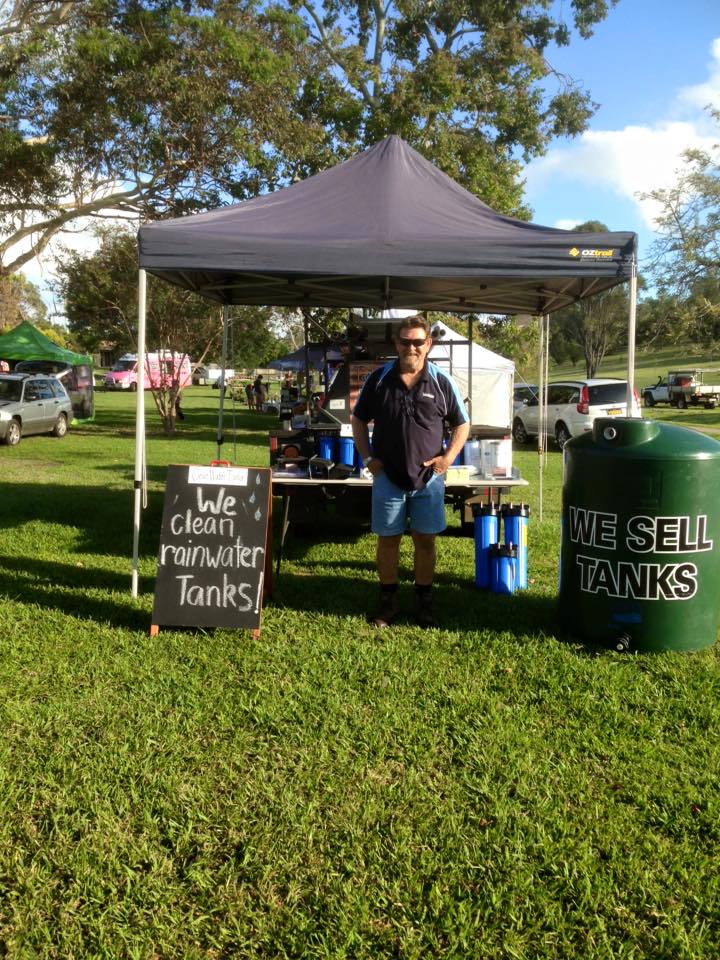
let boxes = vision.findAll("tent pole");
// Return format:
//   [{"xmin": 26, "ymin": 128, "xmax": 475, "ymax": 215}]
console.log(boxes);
[
  {"xmin": 467, "ymin": 316, "xmax": 473, "ymax": 424},
  {"xmin": 216, "ymin": 305, "xmax": 229, "ymax": 460},
  {"xmin": 626, "ymin": 256, "xmax": 638, "ymax": 414},
  {"xmin": 131, "ymin": 268, "xmax": 147, "ymax": 598},
  {"xmin": 537, "ymin": 314, "xmax": 545, "ymax": 523},
  {"xmin": 303, "ymin": 312, "xmax": 311, "ymax": 419}
]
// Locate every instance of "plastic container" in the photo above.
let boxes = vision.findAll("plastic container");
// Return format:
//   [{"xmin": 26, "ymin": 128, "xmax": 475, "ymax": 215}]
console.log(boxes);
[
  {"xmin": 336, "ymin": 436, "xmax": 355, "ymax": 467},
  {"xmin": 503, "ymin": 503, "xmax": 530, "ymax": 589},
  {"xmin": 473, "ymin": 503, "xmax": 499, "ymax": 589},
  {"xmin": 318, "ymin": 434, "xmax": 335, "ymax": 461},
  {"xmin": 490, "ymin": 544, "xmax": 517, "ymax": 594},
  {"xmin": 559, "ymin": 417, "xmax": 720, "ymax": 652},
  {"xmin": 481, "ymin": 438, "xmax": 513, "ymax": 478},
  {"xmin": 464, "ymin": 439, "xmax": 482, "ymax": 473}
]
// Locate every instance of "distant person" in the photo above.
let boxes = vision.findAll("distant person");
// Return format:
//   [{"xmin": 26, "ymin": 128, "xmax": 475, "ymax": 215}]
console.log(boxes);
[
  {"xmin": 245, "ymin": 381, "xmax": 255, "ymax": 410},
  {"xmin": 0, "ymin": 360, "xmax": 8, "ymax": 372},
  {"xmin": 174, "ymin": 390, "xmax": 185, "ymax": 421},
  {"xmin": 252, "ymin": 374, "xmax": 266, "ymax": 411}
]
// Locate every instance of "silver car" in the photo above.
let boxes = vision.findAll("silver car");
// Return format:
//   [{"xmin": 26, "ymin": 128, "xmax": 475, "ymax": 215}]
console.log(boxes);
[{"xmin": 0, "ymin": 373, "xmax": 74, "ymax": 446}]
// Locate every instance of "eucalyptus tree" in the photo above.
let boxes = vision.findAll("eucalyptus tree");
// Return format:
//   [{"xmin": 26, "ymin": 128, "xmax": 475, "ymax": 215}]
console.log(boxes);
[
  {"xmin": 0, "ymin": 0, "xmax": 329, "ymax": 275},
  {"xmin": 292, "ymin": 0, "xmax": 619, "ymax": 213}
]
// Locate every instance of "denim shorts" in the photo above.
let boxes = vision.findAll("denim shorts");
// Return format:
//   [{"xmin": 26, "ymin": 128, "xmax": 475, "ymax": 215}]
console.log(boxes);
[{"xmin": 371, "ymin": 470, "xmax": 446, "ymax": 536}]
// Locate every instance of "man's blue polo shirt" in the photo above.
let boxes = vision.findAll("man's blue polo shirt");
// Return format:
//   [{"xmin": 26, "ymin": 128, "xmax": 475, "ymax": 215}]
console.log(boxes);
[{"xmin": 353, "ymin": 360, "xmax": 469, "ymax": 491}]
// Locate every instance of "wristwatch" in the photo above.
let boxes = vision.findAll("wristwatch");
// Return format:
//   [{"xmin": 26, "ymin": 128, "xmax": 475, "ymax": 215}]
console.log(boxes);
[{"xmin": 363, "ymin": 455, "xmax": 375, "ymax": 467}]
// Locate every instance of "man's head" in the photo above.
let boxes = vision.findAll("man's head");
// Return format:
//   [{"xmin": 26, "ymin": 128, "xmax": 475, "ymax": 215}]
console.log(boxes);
[{"xmin": 394, "ymin": 315, "xmax": 432, "ymax": 374}]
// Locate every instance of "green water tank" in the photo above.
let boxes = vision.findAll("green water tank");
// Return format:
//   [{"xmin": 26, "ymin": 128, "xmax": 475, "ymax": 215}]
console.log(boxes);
[{"xmin": 559, "ymin": 417, "xmax": 720, "ymax": 652}]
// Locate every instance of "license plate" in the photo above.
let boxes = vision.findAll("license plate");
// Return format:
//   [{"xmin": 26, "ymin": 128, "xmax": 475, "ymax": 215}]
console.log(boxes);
[{"xmin": 606, "ymin": 407, "xmax": 622, "ymax": 416}]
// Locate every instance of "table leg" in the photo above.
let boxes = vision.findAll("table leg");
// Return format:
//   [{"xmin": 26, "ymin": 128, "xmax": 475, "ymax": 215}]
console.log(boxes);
[{"xmin": 276, "ymin": 489, "xmax": 291, "ymax": 577}]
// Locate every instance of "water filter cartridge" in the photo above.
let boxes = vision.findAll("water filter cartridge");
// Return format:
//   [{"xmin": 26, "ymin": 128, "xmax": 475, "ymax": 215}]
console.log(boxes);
[
  {"xmin": 502, "ymin": 503, "xmax": 530, "ymax": 589},
  {"xmin": 472, "ymin": 503, "xmax": 499, "ymax": 589},
  {"xmin": 490, "ymin": 543, "xmax": 517, "ymax": 595}
]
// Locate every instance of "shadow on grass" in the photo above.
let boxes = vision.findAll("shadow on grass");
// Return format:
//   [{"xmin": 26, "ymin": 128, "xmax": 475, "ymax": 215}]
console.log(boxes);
[
  {"xmin": 0, "ymin": 556, "xmax": 152, "ymax": 630},
  {"xmin": 0, "ymin": 481, "xmax": 166, "ymax": 559}
]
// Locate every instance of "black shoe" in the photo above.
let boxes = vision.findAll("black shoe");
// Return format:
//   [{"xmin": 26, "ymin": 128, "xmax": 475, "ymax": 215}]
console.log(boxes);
[
  {"xmin": 413, "ymin": 590, "xmax": 437, "ymax": 629},
  {"xmin": 371, "ymin": 590, "xmax": 399, "ymax": 628}
]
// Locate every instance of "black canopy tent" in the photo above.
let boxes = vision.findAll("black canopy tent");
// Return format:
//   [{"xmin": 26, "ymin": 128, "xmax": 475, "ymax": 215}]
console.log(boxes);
[{"xmin": 132, "ymin": 135, "xmax": 638, "ymax": 594}]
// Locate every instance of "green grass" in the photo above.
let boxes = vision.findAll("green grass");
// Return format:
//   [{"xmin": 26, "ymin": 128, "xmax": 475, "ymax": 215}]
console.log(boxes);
[{"xmin": 0, "ymin": 385, "xmax": 719, "ymax": 958}]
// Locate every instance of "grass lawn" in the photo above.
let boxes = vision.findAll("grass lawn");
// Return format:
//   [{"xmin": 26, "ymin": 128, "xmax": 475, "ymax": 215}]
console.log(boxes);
[{"xmin": 1, "ymin": 383, "xmax": 719, "ymax": 958}]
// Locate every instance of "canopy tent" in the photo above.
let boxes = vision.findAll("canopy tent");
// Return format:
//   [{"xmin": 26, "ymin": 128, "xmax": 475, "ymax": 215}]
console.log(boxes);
[
  {"xmin": 138, "ymin": 135, "xmax": 636, "ymax": 316},
  {"xmin": 267, "ymin": 344, "xmax": 343, "ymax": 372},
  {"xmin": 132, "ymin": 135, "xmax": 638, "ymax": 594},
  {"xmin": 428, "ymin": 320, "xmax": 514, "ymax": 430},
  {"xmin": 0, "ymin": 321, "xmax": 92, "ymax": 367}
]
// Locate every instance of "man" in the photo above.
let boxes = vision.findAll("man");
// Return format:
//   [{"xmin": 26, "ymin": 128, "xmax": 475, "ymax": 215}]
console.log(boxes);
[
  {"xmin": 252, "ymin": 373, "xmax": 265, "ymax": 411},
  {"xmin": 351, "ymin": 315, "xmax": 470, "ymax": 629}
]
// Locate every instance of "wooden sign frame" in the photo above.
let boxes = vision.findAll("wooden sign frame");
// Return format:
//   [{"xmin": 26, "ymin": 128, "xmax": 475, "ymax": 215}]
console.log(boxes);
[{"xmin": 150, "ymin": 464, "xmax": 272, "ymax": 637}]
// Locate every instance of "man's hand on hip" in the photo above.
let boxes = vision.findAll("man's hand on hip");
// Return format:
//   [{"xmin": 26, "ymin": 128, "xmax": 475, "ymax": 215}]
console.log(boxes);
[{"xmin": 423, "ymin": 454, "xmax": 451, "ymax": 475}]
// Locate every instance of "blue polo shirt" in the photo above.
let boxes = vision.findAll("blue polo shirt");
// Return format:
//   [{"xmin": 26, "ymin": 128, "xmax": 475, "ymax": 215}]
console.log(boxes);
[{"xmin": 353, "ymin": 360, "xmax": 469, "ymax": 491}]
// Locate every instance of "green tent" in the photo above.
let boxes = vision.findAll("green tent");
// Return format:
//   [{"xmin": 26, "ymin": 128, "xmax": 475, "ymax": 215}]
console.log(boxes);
[
  {"xmin": 0, "ymin": 321, "xmax": 94, "ymax": 420},
  {"xmin": 0, "ymin": 320, "xmax": 92, "ymax": 366}
]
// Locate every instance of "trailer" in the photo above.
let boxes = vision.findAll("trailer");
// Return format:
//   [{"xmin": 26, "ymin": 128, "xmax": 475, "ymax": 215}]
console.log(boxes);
[{"xmin": 642, "ymin": 369, "xmax": 720, "ymax": 409}]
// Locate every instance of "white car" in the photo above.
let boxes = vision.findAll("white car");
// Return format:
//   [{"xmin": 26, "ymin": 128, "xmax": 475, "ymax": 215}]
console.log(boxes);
[{"xmin": 512, "ymin": 378, "xmax": 641, "ymax": 449}]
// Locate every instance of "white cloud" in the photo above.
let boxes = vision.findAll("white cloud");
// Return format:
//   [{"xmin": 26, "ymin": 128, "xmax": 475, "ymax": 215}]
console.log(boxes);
[
  {"xmin": 526, "ymin": 122, "xmax": 717, "ymax": 228},
  {"xmin": 676, "ymin": 36, "xmax": 720, "ymax": 113},
  {"xmin": 526, "ymin": 37, "xmax": 720, "ymax": 232}
]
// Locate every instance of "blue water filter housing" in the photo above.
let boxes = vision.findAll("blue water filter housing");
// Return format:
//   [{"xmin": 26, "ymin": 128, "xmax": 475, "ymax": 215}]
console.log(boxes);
[
  {"xmin": 473, "ymin": 503, "xmax": 499, "ymax": 589},
  {"xmin": 336, "ymin": 436, "xmax": 356, "ymax": 467},
  {"xmin": 490, "ymin": 544, "xmax": 518, "ymax": 595},
  {"xmin": 319, "ymin": 434, "xmax": 335, "ymax": 461},
  {"xmin": 503, "ymin": 504, "xmax": 530, "ymax": 589}
]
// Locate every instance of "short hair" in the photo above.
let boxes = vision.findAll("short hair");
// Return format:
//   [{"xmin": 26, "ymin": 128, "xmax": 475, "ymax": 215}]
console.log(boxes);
[{"xmin": 396, "ymin": 314, "xmax": 431, "ymax": 338}]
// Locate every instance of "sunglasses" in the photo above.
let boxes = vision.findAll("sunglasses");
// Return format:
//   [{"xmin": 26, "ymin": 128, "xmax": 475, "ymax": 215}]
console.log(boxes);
[{"xmin": 398, "ymin": 337, "xmax": 428, "ymax": 348}]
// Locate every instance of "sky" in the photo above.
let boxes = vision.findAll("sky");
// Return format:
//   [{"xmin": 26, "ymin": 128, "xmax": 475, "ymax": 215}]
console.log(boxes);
[
  {"xmin": 524, "ymin": 0, "xmax": 720, "ymax": 266},
  {"xmin": 19, "ymin": 0, "xmax": 720, "ymax": 315}
]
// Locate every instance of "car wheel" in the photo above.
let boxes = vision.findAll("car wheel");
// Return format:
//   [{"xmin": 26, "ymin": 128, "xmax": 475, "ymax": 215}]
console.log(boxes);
[
  {"xmin": 555, "ymin": 422, "xmax": 572, "ymax": 449},
  {"xmin": 512, "ymin": 417, "xmax": 530, "ymax": 444},
  {"xmin": 52, "ymin": 413, "xmax": 68, "ymax": 438},
  {"xmin": 677, "ymin": 395, "xmax": 687, "ymax": 410},
  {"xmin": 643, "ymin": 393, "xmax": 655, "ymax": 407},
  {"xmin": 130, "ymin": 382, "xmax": 137, "ymax": 392},
  {"xmin": 3, "ymin": 419, "xmax": 21, "ymax": 446}
]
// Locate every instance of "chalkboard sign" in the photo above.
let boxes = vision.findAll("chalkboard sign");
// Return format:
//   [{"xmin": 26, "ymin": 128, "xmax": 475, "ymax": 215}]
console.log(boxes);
[{"xmin": 151, "ymin": 465, "xmax": 271, "ymax": 632}]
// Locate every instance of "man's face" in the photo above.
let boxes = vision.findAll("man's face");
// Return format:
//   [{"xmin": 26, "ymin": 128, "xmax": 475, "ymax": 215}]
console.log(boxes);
[{"xmin": 395, "ymin": 324, "xmax": 432, "ymax": 373}]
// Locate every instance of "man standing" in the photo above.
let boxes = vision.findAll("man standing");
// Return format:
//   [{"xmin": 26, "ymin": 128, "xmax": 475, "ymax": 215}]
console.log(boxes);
[
  {"xmin": 252, "ymin": 373, "xmax": 265, "ymax": 411},
  {"xmin": 351, "ymin": 315, "xmax": 470, "ymax": 628}
]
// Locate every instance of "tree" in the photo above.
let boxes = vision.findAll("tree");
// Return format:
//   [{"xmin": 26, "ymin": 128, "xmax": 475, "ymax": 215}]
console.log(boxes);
[
  {"xmin": 55, "ymin": 226, "xmax": 223, "ymax": 433},
  {"xmin": 1, "ymin": 0, "xmax": 330, "ymax": 276},
  {"xmin": 0, "ymin": 272, "xmax": 47, "ymax": 328},
  {"xmin": 548, "ymin": 221, "xmax": 630, "ymax": 377},
  {"xmin": 642, "ymin": 110, "xmax": 720, "ymax": 348},
  {"xmin": 643, "ymin": 109, "xmax": 719, "ymax": 296},
  {"xmin": 470, "ymin": 314, "xmax": 539, "ymax": 378},
  {"xmin": 293, "ymin": 0, "xmax": 618, "ymax": 213},
  {"xmin": 1, "ymin": 0, "xmax": 621, "ymax": 281},
  {"xmin": 230, "ymin": 307, "xmax": 293, "ymax": 371}
]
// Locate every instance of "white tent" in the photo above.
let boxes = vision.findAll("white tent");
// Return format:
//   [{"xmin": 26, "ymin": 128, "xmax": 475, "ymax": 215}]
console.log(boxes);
[{"xmin": 427, "ymin": 319, "xmax": 513, "ymax": 431}]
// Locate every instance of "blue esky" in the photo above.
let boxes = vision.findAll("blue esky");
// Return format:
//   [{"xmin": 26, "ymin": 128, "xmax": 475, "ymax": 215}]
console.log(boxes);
[
  {"xmin": 20, "ymin": 0, "xmax": 720, "ymax": 312},
  {"xmin": 524, "ymin": 0, "xmax": 720, "ymax": 266}
]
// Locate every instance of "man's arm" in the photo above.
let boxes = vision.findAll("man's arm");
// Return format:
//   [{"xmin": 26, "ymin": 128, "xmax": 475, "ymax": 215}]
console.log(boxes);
[
  {"xmin": 423, "ymin": 420, "xmax": 470, "ymax": 474},
  {"xmin": 351, "ymin": 415, "xmax": 383, "ymax": 476}
]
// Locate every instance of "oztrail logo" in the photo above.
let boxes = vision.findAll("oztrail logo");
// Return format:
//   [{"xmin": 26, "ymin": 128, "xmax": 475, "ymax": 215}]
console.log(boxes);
[{"xmin": 568, "ymin": 247, "xmax": 614, "ymax": 260}]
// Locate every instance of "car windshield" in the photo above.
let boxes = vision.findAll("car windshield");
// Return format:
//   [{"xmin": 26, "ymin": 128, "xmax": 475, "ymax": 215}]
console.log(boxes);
[
  {"xmin": 0, "ymin": 378, "xmax": 22, "ymax": 402},
  {"xmin": 112, "ymin": 359, "xmax": 136, "ymax": 371},
  {"xmin": 588, "ymin": 383, "xmax": 628, "ymax": 404}
]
